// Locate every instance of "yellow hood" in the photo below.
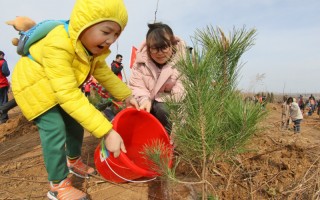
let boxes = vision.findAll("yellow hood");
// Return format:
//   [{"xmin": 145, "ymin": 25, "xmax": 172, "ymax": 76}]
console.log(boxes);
[{"xmin": 69, "ymin": 0, "xmax": 128, "ymax": 51}]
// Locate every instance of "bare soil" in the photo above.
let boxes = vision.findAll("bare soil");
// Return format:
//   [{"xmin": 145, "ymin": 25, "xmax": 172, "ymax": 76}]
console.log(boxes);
[{"xmin": 0, "ymin": 100, "xmax": 319, "ymax": 200}]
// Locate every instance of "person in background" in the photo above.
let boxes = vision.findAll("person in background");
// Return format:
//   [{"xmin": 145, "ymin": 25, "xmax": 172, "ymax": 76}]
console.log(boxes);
[
  {"xmin": 308, "ymin": 94, "xmax": 316, "ymax": 115},
  {"xmin": 254, "ymin": 94, "xmax": 260, "ymax": 104},
  {"xmin": 317, "ymin": 99, "xmax": 320, "ymax": 117},
  {"xmin": 83, "ymin": 76, "xmax": 92, "ymax": 97},
  {"xmin": 11, "ymin": 0, "xmax": 139, "ymax": 199},
  {"xmin": 0, "ymin": 51, "xmax": 10, "ymax": 124},
  {"xmin": 129, "ymin": 22, "xmax": 186, "ymax": 134},
  {"xmin": 84, "ymin": 83, "xmax": 91, "ymax": 97},
  {"xmin": 281, "ymin": 95, "xmax": 290, "ymax": 130},
  {"xmin": 298, "ymin": 95, "xmax": 305, "ymax": 114},
  {"xmin": 111, "ymin": 54, "xmax": 124, "ymax": 80},
  {"xmin": 261, "ymin": 95, "xmax": 267, "ymax": 110},
  {"xmin": 287, "ymin": 97, "xmax": 303, "ymax": 134}
]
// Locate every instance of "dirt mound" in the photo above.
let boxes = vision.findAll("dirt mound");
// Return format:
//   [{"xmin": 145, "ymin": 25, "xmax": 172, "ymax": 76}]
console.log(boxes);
[
  {"xmin": 0, "ymin": 103, "xmax": 319, "ymax": 199},
  {"xmin": 0, "ymin": 113, "xmax": 36, "ymax": 143}
]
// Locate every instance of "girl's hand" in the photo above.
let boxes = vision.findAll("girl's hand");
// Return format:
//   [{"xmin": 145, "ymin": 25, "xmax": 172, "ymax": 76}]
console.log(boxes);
[
  {"xmin": 125, "ymin": 95, "xmax": 140, "ymax": 110},
  {"xmin": 139, "ymin": 99, "xmax": 152, "ymax": 112},
  {"xmin": 104, "ymin": 129, "xmax": 127, "ymax": 158}
]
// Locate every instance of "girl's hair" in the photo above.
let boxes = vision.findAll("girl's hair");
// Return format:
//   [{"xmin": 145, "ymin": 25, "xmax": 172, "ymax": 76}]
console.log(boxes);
[
  {"xmin": 146, "ymin": 22, "xmax": 177, "ymax": 50},
  {"xmin": 287, "ymin": 97, "xmax": 293, "ymax": 104}
]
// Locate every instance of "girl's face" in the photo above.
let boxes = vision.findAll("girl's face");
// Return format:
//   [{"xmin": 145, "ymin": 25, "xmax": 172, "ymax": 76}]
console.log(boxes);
[
  {"xmin": 148, "ymin": 35, "xmax": 173, "ymax": 65},
  {"xmin": 80, "ymin": 21, "xmax": 121, "ymax": 55}
]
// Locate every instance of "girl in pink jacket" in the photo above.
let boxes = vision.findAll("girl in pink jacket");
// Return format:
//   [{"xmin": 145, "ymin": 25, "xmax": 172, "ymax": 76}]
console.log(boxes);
[{"xmin": 129, "ymin": 22, "xmax": 186, "ymax": 133}]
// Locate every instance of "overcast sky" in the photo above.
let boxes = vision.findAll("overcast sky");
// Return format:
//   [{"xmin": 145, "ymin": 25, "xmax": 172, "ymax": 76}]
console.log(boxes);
[{"xmin": 1, "ymin": 0, "xmax": 319, "ymax": 94}]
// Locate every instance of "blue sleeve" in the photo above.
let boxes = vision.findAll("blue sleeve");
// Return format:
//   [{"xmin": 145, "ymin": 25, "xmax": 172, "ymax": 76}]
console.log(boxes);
[{"xmin": 1, "ymin": 60, "xmax": 10, "ymax": 77}]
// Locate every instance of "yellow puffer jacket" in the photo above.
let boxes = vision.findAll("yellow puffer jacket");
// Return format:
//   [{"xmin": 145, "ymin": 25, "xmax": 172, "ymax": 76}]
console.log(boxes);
[{"xmin": 12, "ymin": 0, "xmax": 130, "ymax": 138}]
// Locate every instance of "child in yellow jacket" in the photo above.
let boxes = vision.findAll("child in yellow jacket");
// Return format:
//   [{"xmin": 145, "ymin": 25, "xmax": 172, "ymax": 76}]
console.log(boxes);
[{"xmin": 11, "ymin": 0, "xmax": 138, "ymax": 199}]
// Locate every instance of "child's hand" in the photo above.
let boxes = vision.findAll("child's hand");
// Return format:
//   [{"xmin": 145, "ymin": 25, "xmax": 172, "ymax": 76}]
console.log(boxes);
[
  {"xmin": 125, "ymin": 95, "xmax": 140, "ymax": 110},
  {"xmin": 104, "ymin": 129, "xmax": 127, "ymax": 158},
  {"xmin": 139, "ymin": 99, "xmax": 152, "ymax": 112}
]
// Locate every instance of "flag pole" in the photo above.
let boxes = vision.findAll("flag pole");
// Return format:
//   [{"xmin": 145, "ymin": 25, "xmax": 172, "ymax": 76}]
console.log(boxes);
[
  {"xmin": 122, "ymin": 66, "xmax": 128, "ymax": 84},
  {"xmin": 116, "ymin": 40, "xmax": 128, "ymax": 84}
]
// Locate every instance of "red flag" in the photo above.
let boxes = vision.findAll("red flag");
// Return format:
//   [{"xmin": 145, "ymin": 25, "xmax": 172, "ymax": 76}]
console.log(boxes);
[{"xmin": 129, "ymin": 46, "xmax": 137, "ymax": 68}]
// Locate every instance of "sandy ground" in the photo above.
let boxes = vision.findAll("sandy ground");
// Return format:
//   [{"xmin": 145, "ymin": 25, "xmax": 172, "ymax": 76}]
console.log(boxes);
[{"xmin": 0, "ymin": 102, "xmax": 320, "ymax": 199}]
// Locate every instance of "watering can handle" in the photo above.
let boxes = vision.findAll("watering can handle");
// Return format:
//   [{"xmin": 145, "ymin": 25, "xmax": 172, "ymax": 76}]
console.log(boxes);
[
  {"xmin": 100, "ymin": 139, "xmax": 158, "ymax": 178},
  {"xmin": 101, "ymin": 151, "xmax": 157, "ymax": 183},
  {"xmin": 118, "ymin": 152, "xmax": 159, "ymax": 177}
]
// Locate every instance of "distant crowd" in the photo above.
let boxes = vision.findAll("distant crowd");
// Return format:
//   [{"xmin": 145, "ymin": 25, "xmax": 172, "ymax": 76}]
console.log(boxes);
[
  {"xmin": 295, "ymin": 94, "xmax": 319, "ymax": 116},
  {"xmin": 281, "ymin": 94, "xmax": 319, "ymax": 134}
]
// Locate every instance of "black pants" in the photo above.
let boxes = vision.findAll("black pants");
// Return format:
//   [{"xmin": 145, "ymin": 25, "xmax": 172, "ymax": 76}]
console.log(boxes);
[
  {"xmin": 0, "ymin": 99, "xmax": 17, "ymax": 113},
  {"xmin": 0, "ymin": 86, "xmax": 9, "ymax": 120},
  {"xmin": 150, "ymin": 101, "xmax": 171, "ymax": 134}
]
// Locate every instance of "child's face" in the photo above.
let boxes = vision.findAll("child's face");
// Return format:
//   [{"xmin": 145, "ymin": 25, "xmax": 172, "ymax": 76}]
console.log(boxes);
[
  {"xmin": 148, "ymin": 34, "xmax": 173, "ymax": 65},
  {"xmin": 79, "ymin": 21, "xmax": 121, "ymax": 55}
]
